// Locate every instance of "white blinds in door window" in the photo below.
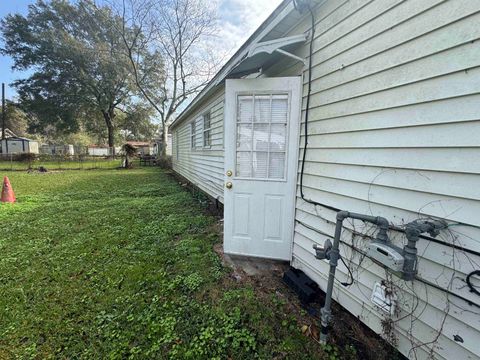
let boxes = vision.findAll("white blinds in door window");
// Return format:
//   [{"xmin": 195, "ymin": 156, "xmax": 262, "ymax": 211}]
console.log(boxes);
[{"xmin": 236, "ymin": 94, "xmax": 288, "ymax": 179}]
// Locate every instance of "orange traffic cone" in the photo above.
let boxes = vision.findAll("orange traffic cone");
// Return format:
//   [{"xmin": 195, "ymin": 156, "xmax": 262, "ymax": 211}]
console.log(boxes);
[{"xmin": 1, "ymin": 176, "xmax": 16, "ymax": 203}]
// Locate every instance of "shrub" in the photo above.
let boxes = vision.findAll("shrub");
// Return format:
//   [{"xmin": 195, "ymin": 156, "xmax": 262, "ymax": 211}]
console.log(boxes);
[
  {"xmin": 13, "ymin": 153, "xmax": 36, "ymax": 162},
  {"xmin": 122, "ymin": 143, "xmax": 137, "ymax": 168},
  {"xmin": 157, "ymin": 155, "xmax": 172, "ymax": 169}
]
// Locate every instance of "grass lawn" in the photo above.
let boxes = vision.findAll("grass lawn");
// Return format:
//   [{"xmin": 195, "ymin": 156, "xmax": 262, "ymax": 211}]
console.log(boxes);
[
  {"xmin": 0, "ymin": 158, "xmax": 123, "ymax": 171},
  {"xmin": 0, "ymin": 168, "xmax": 327, "ymax": 359}
]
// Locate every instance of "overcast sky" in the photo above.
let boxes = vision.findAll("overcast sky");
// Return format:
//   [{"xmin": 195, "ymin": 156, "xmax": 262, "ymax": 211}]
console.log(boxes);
[
  {"xmin": 0, "ymin": 0, "xmax": 282, "ymax": 100},
  {"xmin": 217, "ymin": 0, "xmax": 282, "ymax": 55}
]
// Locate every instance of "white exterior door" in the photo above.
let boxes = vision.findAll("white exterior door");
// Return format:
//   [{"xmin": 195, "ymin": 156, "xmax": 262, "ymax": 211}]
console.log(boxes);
[{"xmin": 224, "ymin": 77, "xmax": 301, "ymax": 260}]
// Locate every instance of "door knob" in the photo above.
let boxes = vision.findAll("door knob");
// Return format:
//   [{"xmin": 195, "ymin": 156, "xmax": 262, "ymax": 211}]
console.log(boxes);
[{"xmin": 225, "ymin": 182, "xmax": 233, "ymax": 189}]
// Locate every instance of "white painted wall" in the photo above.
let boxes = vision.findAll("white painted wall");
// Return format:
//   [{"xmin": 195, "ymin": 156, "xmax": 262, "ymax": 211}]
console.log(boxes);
[
  {"xmin": 40, "ymin": 144, "xmax": 75, "ymax": 155},
  {"xmin": 170, "ymin": 1, "xmax": 480, "ymax": 359},
  {"xmin": 285, "ymin": 1, "xmax": 480, "ymax": 359},
  {"xmin": 166, "ymin": 134, "xmax": 172, "ymax": 156},
  {"xmin": 172, "ymin": 88, "xmax": 225, "ymax": 202},
  {"xmin": 28, "ymin": 141, "xmax": 39, "ymax": 154},
  {"xmin": 88, "ymin": 147, "xmax": 110, "ymax": 156}
]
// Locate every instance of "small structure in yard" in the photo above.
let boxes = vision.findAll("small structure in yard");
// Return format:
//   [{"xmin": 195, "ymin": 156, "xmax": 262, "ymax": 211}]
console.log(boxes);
[
  {"xmin": 169, "ymin": 1, "xmax": 480, "ymax": 359},
  {"xmin": 125, "ymin": 141, "xmax": 155, "ymax": 156},
  {"xmin": 40, "ymin": 144, "xmax": 75, "ymax": 155},
  {"xmin": 153, "ymin": 132, "xmax": 172, "ymax": 156},
  {"xmin": 139, "ymin": 155, "xmax": 157, "ymax": 166},
  {"xmin": 0, "ymin": 136, "xmax": 39, "ymax": 154},
  {"xmin": 87, "ymin": 145, "xmax": 112, "ymax": 156},
  {"xmin": 125, "ymin": 141, "xmax": 158, "ymax": 166}
]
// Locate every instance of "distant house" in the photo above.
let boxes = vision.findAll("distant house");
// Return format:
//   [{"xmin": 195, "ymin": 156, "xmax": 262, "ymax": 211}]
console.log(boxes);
[
  {"xmin": 0, "ymin": 128, "xmax": 39, "ymax": 155},
  {"xmin": 0, "ymin": 136, "xmax": 39, "ymax": 154},
  {"xmin": 170, "ymin": 1, "xmax": 480, "ymax": 359},
  {"xmin": 40, "ymin": 144, "xmax": 75, "ymax": 155},
  {"xmin": 0, "ymin": 128, "xmax": 17, "ymax": 138},
  {"xmin": 125, "ymin": 141, "xmax": 155, "ymax": 156},
  {"xmin": 153, "ymin": 133, "xmax": 172, "ymax": 156},
  {"xmin": 87, "ymin": 145, "xmax": 111, "ymax": 156}
]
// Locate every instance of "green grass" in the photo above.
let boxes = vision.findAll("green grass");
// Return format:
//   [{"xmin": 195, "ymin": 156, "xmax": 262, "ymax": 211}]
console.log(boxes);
[
  {"xmin": 0, "ymin": 158, "xmax": 122, "ymax": 171},
  {"xmin": 0, "ymin": 168, "xmax": 324, "ymax": 359}
]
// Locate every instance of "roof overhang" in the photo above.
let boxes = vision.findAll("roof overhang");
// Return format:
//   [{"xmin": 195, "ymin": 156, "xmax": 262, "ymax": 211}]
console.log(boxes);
[{"xmin": 226, "ymin": 33, "xmax": 309, "ymax": 78}]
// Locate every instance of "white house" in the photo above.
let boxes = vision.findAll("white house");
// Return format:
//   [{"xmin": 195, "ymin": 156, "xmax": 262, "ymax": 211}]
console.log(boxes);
[
  {"xmin": 0, "ymin": 136, "xmax": 39, "ymax": 154},
  {"xmin": 87, "ymin": 145, "xmax": 119, "ymax": 156},
  {"xmin": 40, "ymin": 144, "xmax": 75, "ymax": 155},
  {"xmin": 153, "ymin": 134, "xmax": 172, "ymax": 156},
  {"xmin": 125, "ymin": 141, "xmax": 156, "ymax": 156},
  {"xmin": 170, "ymin": 1, "xmax": 480, "ymax": 359}
]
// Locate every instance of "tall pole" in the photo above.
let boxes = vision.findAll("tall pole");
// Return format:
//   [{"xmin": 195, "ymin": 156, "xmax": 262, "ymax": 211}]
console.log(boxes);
[{"xmin": 1, "ymin": 83, "xmax": 5, "ymax": 140}]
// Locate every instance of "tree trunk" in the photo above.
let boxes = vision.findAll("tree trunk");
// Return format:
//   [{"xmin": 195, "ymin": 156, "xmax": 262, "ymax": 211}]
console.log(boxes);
[
  {"xmin": 102, "ymin": 110, "xmax": 115, "ymax": 157},
  {"xmin": 160, "ymin": 123, "xmax": 168, "ymax": 159}
]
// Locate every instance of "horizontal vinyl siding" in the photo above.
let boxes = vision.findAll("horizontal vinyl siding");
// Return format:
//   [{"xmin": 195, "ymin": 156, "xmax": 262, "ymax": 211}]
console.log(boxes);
[
  {"xmin": 282, "ymin": 1, "xmax": 480, "ymax": 359},
  {"xmin": 172, "ymin": 89, "xmax": 225, "ymax": 202}
]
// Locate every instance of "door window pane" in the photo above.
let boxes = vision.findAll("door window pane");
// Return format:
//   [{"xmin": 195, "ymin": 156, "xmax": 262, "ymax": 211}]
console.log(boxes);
[
  {"xmin": 271, "ymin": 95, "xmax": 288, "ymax": 123},
  {"xmin": 270, "ymin": 124, "xmax": 286, "ymax": 152},
  {"xmin": 252, "ymin": 151, "xmax": 268, "ymax": 179},
  {"xmin": 269, "ymin": 152, "xmax": 285, "ymax": 179},
  {"xmin": 236, "ymin": 151, "xmax": 252, "ymax": 177},
  {"xmin": 237, "ymin": 96, "xmax": 253, "ymax": 123},
  {"xmin": 253, "ymin": 124, "xmax": 269, "ymax": 151},
  {"xmin": 253, "ymin": 152, "xmax": 268, "ymax": 178},
  {"xmin": 237, "ymin": 124, "xmax": 252, "ymax": 151},
  {"xmin": 254, "ymin": 95, "xmax": 270, "ymax": 123}
]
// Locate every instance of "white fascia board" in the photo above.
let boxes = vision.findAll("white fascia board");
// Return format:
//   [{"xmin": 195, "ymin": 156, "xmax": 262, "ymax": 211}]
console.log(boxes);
[{"xmin": 170, "ymin": 0, "xmax": 295, "ymax": 129}]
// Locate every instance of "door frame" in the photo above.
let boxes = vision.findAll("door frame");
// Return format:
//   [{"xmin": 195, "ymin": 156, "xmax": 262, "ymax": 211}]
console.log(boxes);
[
  {"xmin": 223, "ymin": 76, "xmax": 302, "ymax": 261},
  {"xmin": 288, "ymin": 79, "xmax": 302, "ymax": 262}
]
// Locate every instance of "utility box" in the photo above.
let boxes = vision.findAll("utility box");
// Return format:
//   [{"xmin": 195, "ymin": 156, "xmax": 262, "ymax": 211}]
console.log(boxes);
[{"xmin": 366, "ymin": 242, "xmax": 404, "ymax": 272}]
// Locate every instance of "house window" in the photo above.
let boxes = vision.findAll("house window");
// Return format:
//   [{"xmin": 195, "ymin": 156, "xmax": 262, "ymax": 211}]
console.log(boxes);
[
  {"xmin": 203, "ymin": 111, "xmax": 211, "ymax": 147},
  {"xmin": 190, "ymin": 122, "xmax": 196, "ymax": 149}
]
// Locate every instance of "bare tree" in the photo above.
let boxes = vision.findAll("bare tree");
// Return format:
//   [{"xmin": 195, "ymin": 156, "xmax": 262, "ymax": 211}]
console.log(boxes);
[{"xmin": 111, "ymin": 0, "xmax": 220, "ymax": 158}]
